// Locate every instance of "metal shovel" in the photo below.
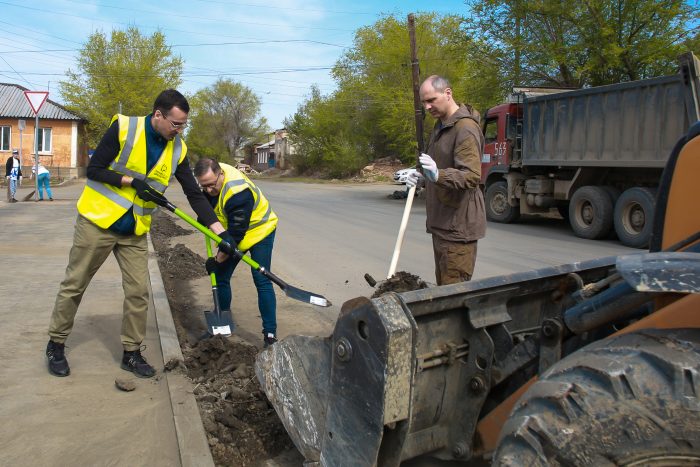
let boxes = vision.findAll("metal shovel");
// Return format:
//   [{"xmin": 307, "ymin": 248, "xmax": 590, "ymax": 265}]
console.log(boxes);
[{"xmin": 203, "ymin": 236, "xmax": 235, "ymax": 337}]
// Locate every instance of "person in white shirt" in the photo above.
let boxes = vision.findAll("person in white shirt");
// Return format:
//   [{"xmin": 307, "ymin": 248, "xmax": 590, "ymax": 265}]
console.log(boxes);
[
  {"xmin": 31, "ymin": 160, "xmax": 53, "ymax": 201},
  {"xmin": 5, "ymin": 149, "xmax": 22, "ymax": 203}
]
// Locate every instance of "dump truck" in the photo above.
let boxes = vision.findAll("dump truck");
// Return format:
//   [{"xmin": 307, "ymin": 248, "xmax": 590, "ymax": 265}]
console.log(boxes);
[
  {"xmin": 255, "ymin": 119, "xmax": 700, "ymax": 465},
  {"xmin": 481, "ymin": 52, "xmax": 700, "ymax": 248}
]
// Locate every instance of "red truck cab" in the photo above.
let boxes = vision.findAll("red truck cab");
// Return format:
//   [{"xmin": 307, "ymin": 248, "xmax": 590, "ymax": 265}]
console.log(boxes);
[{"xmin": 481, "ymin": 102, "xmax": 521, "ymax": 186}]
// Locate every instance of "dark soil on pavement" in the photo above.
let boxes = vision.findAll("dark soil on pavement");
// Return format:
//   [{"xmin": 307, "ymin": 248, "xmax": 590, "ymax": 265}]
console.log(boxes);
[
  {"xmin": 150, "ymin": 211, "xmax": 294, "ymax": 466},
  {"xmin": 371, "ymin": 271, "xmax": 429, "ymax": 298}
]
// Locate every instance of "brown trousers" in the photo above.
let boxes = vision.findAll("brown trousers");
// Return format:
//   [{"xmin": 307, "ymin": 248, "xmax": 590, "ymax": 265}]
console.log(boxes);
[
  {"xmin": 48, "ymin": 215, "xmax": 149, "ymax": 350},
  {"xmin": 432, "ymin": 236, "xmax": 478, "ymax": 285}
]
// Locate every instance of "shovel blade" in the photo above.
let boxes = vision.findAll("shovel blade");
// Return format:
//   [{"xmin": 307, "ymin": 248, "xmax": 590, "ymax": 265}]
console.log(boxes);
[
  {"xmin": 204, "ymin": 309, "xmax": 235, "ymax": 337},
  {"xmin": 283, "ymin": 284, "xmax": 332, "ymax": 307}
]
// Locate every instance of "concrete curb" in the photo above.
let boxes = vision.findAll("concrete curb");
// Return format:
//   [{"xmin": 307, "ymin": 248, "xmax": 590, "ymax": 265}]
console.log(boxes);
[{"xmin": 147, "ymin": 234, "xmax": 214, "ymax": 467}]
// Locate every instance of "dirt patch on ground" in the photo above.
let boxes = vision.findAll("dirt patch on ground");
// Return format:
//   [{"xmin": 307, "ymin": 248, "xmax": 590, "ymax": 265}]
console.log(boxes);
[
  {"xmin": 150, "ymin": 211, "xmax": 294, "ymax": 466},
  {"xmin": 371, "ymin": 271, "xmax": 429, "ymax": 298}
]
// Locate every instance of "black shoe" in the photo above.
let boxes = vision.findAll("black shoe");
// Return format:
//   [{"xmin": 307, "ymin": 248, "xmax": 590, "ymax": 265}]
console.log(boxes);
[
  {"xmin": 263, "ymin": 333, "xmax": 278, "ymax": 348},
  {"xmin": 46, "ymin": 340, "xmax": 70, "ymax": 377},
  {"xmin": 121, "ymin": 348, "xmax": 156, "ymax": 378}
]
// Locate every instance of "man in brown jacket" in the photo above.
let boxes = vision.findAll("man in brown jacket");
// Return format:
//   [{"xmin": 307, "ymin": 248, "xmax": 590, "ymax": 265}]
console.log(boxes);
[{"xmin": 407, "ymin": 75, "xmax": 486, "ymax": 285}]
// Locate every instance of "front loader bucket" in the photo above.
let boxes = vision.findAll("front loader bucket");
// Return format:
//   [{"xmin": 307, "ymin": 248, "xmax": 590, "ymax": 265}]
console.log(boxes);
[
  {"xmin": 255, "ymin": 335, "xmax": 332, "ymax": 463},
  {"xmin": 255, "ymin": 295, "xmax": 417, "ymax": 466}
]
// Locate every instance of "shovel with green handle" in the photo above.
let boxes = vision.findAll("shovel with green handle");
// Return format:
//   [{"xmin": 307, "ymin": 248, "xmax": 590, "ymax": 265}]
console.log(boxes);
[
  {"xmin": 146, "ymin": 190, "xmax": 332, "ymax": 308},
  {"xmin": 203, "ymin": 236, "xmax": 235, "ymax": 336}
]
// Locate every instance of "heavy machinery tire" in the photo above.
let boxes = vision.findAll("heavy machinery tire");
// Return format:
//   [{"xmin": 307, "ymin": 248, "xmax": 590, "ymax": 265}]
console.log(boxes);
[
  {"xmin": 614, "ymin": 187, "xmax": 657, "ymax": 249},
  {"xmin": 486, "ymin": 181, "xmax": 520, "ymax": 223},
  {"xmin": 568, "ymin": 186, "xmax": 613, "ymax": 239},
  {"xmin": 493, "ymin": 329, "xmax": 700, "ymax": 467}
]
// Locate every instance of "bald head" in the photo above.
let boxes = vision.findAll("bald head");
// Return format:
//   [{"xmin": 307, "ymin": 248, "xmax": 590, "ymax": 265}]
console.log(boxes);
[{"xmin": 419, "ymin": 75, "xmax": 459, "ymax": 122}]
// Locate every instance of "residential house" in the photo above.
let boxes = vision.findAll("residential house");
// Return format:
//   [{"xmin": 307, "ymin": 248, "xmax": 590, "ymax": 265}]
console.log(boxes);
[
  {"xmin": 0, "ymin": 83, "xmax": 88, "ymax": 178},
  {"xmin": 252, "ymin": 129, "xmax": 295, "ymax": 172}
]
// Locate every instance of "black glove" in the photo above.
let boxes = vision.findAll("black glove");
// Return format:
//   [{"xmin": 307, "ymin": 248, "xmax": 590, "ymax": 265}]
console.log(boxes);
[
  {"xmin": 131, "ymin": 178, "xmax": 162, "ymax": 205},
  {"xmin": 217, "ymin": 231, "xmax": 235, "ymax": 255},
  {"xmin": 205, "ymin": 257, "xmax": 220, "ymax": 275}
]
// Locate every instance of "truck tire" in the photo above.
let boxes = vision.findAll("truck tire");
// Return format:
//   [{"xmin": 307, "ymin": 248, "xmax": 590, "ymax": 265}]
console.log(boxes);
[
  {"xmin": 568, "ymin": 186, "xmax": 613, "ymax": 239},
  {"xmin": 486, "ymin": 181, "xmax": 520, "ymax": 223},
  {"xmin": 614, "ymin": 187, "xmax": 657, "ymax": 249},
  {"xmin": 493, "ymin": 329, "xmax": 700, "ymax": 467}
]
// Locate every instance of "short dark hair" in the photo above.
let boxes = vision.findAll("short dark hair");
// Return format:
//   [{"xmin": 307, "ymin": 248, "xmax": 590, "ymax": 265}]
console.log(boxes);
[
  {"xmin": 153, "ymin": 89, "xmax": 190, "ymax": 114},
  {"xmin": 193, "ymin": 158, "xmax": 221, "ymax": 177}
]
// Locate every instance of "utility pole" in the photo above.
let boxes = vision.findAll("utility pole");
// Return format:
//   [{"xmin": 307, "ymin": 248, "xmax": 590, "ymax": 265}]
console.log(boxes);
[{"xmin": 408, "ymin": 13, "xmax": 424, "ymax": 158}]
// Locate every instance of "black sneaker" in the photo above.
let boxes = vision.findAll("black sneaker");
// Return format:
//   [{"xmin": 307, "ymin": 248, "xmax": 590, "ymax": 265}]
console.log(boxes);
[
  {"xmin": 46, "ymin": 340, "xmax": 70, "ymax": 377},
  {"xmin": 121, "ymin": 348, "xmax": 156, "ymax": 378},
  {"xmin": 263, "ymin": 333, "xmax": 278, "ymax": 348}
]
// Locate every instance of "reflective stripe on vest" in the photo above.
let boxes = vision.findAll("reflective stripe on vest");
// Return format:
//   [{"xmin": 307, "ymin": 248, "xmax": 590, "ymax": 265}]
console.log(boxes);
[
  {"xmin": 215, "ymin": 163, "xmax": 277, "ymax": 250},
  {"xmin": 110, "ymin": 118, "xmax": 184, "ymax": 193},
  {"xmin": 77, "ymin": 115, "xmax": 184, "ymax": 235}
]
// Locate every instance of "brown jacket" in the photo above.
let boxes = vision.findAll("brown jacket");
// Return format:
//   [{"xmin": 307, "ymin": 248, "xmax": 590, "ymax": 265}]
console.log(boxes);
[{"xmin": 424, "ymin": 104, "xmax": 486, "ymax": 242}]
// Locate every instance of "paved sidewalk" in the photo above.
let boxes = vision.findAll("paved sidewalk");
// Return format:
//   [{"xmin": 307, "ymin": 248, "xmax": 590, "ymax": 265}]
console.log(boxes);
[{"xmin": 0, "ymin": 181, "xmax": 212, "ymax": 467}]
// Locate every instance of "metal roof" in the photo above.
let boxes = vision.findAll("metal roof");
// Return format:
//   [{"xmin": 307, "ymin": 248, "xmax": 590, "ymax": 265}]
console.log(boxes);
[{"xmin": 0, "ymin": 83, "xmax": 84, "ymax": 121}]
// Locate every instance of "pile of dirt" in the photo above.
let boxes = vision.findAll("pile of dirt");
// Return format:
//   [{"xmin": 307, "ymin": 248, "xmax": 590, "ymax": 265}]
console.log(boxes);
[
  {"xmin": 353, "ymin": 156, "xmax": 406, "ymax": 183},
  {"xmin": 184, "ymin": 336, "xmax": 293, "ymax": 466},
  {"xmin": 150, "ymin": 212, "xmax": 294, "ymax": 466},
  {"xmin": 371, "ymin": 271, "xmax": 429, "ymax": 298}
]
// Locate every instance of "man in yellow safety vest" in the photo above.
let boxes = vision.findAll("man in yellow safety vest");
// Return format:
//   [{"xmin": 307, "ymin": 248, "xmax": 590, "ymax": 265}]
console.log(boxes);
[{"xmin": 45, "ymin": 89, "xmax": 225, "ymax": 378}]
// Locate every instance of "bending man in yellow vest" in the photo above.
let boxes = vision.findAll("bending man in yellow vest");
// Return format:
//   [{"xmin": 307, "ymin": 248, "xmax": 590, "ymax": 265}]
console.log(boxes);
[
  {"xmin": 194, "ymin": 158, "xmax": 279, "ymax": 348},
  {"xmin": 46, "ymin": 90, "xmax": 225, "ymax": 378}
]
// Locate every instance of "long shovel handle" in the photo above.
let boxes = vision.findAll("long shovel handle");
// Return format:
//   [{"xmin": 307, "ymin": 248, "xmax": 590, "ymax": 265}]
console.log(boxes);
[
  {"xmin": 387, "ymin": 185, "xmax": 416, "ymax": 278},
  {"xmin": 151, "ymin": 192, "xmax": 331, "ymax": 307}
]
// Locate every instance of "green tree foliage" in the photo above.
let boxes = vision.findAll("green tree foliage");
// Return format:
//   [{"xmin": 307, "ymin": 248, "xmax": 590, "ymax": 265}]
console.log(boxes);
[
  {"xmin": 186, "ymin": 78, "xmax": 268, "ymax": 162},
  {"xmin": 286, "ymin": 13, "xmax": 503, "ymax": 177},
  {"xmin": 59, "ymin": 27, "xmax": 182, "ymax": 148},
  {"xmin": 466, "ymin": 0, "xmax": 699, "ymax": 88}
]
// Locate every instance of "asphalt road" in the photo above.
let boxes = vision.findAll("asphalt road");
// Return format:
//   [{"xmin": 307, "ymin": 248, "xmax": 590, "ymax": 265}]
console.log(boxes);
[{"xmin": 255, "ymin": 180, "xmax": 639, "ymax": 316}]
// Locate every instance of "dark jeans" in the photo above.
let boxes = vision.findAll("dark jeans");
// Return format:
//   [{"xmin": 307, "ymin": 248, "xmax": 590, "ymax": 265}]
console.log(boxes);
[{"xmin": 215, "ymin": 230, "xmax": 276, "ymax": 335}]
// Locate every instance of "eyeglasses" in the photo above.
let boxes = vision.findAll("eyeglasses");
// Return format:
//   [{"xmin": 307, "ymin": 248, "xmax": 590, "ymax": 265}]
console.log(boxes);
[
  {"xmin": 159, "ymin": 110, "xmax": 188, "ymax": 130},
  {"xmin": 199, "ymin": 172, "xmax": 222, "ymax": 189}
]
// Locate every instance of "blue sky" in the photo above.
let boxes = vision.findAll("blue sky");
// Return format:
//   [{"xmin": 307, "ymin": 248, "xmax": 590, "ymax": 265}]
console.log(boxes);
[{"xmin": 0, "ymin": 0, "xmax": 469, "ymax": 128}]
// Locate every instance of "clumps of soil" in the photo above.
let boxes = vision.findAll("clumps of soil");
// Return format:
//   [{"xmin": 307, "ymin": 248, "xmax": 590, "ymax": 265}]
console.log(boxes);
[
  {"xmin": 159, "ymin": 243, "xmax": 208, "ymax": 281},
  {"xmin": 184, "ymin": 336, "xmax": 294, "ymax": 466},
  {"xmin": 150, "ymin": 214, "xmax": 295, "ymax": 466},
  {"xmin": 371, "ymin": 271, "xmax": 429, "ymax": 298}
]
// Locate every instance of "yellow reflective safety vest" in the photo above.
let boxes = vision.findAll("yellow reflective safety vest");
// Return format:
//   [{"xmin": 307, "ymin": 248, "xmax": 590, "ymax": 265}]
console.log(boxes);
[
  {"xmin": 77, "ymin": 114, "xmax": 186, "ymax": 235},
  {"xmin": 215, "ymin": 163, "xmax": 277, "ymax": 251}
]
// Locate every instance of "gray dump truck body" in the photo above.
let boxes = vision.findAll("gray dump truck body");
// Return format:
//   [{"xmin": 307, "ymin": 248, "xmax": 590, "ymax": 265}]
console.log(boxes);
[
  {"xmin": 483, "ymin": 52, "xmax": 700, "ymax": 248},
  {"xmin": 521, "ymin": 74, "xmax": 695, "ymax": 168}
]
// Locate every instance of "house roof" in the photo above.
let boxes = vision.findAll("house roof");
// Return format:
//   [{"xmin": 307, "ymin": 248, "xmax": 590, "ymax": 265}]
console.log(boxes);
[{"xmin": 0, "ymin": 83, "xmax": 84, "ymax": 121}]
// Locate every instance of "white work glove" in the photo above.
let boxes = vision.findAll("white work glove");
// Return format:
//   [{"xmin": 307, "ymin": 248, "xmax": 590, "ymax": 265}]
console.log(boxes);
[
  {"xmin": 406, "ymin": 171, "xmax": 423, "ymax": 188},
  {"xmin": 419, "ymin": 153, "xmax": 438, "ymax": 182}
]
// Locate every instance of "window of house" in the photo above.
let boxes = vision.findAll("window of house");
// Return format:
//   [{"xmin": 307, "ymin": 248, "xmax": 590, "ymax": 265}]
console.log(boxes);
[
  {"xmin": 0, "ymin": 126, "xmax": 10, "ymax": 151},
  {"xmin": 37, "ymin": 127, "xmax": 52, "ymax": 153}
]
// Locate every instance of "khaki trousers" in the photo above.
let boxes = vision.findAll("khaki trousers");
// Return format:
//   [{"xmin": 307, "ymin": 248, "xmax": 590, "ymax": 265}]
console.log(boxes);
[
  {"xmin": 48, "ymin": 215, "xmax": 149, "ymax": 350},
  {"xmin": 432, "ymin": 236, "xmax": 478, "ymax": 286}
]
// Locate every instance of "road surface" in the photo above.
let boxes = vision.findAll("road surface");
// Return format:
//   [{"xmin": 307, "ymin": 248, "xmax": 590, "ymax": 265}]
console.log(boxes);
[{"xmin": 255, "ymin": 181, "xmax": 638, "ymax": 319}]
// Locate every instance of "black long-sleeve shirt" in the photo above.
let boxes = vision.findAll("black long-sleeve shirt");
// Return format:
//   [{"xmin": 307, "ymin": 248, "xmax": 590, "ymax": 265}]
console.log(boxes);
[{"xmin": 88, "ymin": 118, "xmax": 218, "ymax": 232}]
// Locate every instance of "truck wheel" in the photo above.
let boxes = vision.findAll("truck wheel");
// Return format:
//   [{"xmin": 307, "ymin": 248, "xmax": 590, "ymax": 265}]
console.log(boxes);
[
  {"xmin": 614, "ymin": 187, "xmax": 657, "ymax": 249},
  {"xmin": 568, "ymin": 186, "xmax": 613, "ymax": 239},
  {"xmin": 493, "ymin": 329, "xmax": 700, "ymax": 467},
  {"xmin": 486, "ymin": 181, "xmax": 520, "ymax": 223}
]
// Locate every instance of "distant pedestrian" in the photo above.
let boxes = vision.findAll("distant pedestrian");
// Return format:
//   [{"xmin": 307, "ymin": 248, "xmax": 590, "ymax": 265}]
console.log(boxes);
[
  {"xmin": 31, "ymin": 160, "xmax": 53, "ymax": 201},
  {"xmin": 5, "ymin": 149, "xmax": 22, "ymax": 203}
]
